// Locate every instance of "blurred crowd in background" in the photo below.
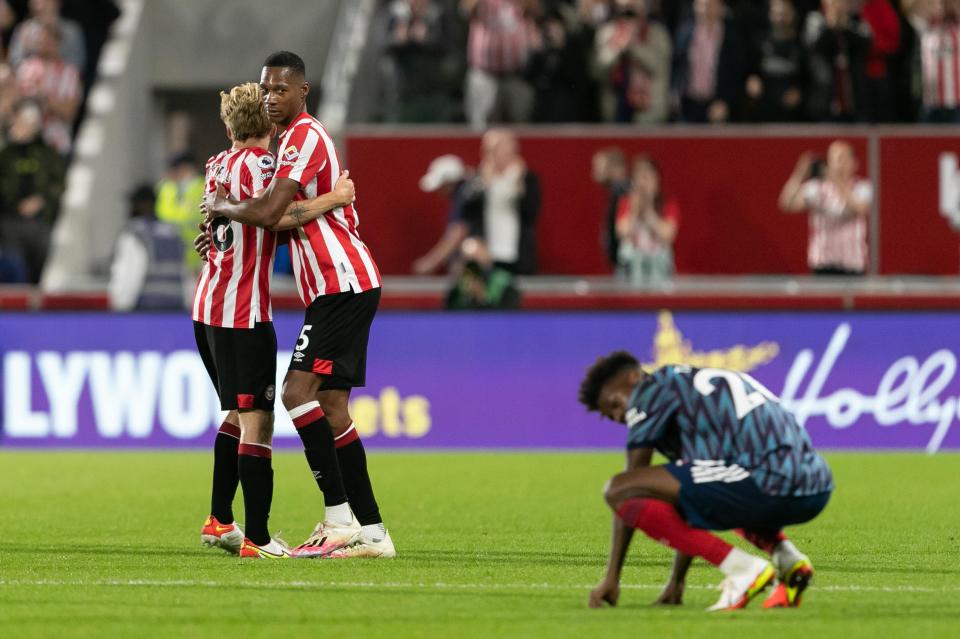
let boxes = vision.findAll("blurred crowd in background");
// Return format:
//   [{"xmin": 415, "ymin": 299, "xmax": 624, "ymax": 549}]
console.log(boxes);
[
  {"xmin": 0, "ymin": 0, "xmax": 118, "ymax": 283},
  {"xmin": 0, "ymin": 0, "xmax": 953, "ymax": 300},
  {"xmin": 378, "ymin": 0, "xmax": 960, "ymax": 126},
  {"xmin": 417, "ymin": 131, "xmax": 870, "ymax": 309}
]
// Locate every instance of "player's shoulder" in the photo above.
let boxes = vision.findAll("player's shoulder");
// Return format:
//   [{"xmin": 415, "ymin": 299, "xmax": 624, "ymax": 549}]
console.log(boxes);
[
  {"xmin": 239, "ymin": 147, "xmax": 276, "ymax": 171},
  {"xmin": 282, "ymin": 112, "xmax": 324, "ymax": 138},
  {"xmin": 206, "ymin": 149, "xmax": 230, "ymax": 168},
  {"xmin": 649, "ymin": 364, "xmax": 695, "ymax": 384}
]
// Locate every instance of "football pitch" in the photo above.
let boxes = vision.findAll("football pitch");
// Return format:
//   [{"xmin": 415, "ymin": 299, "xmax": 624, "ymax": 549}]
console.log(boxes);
[{"xmin": 0, "ymin": 451, "xmax": 957, "ymax": 638}]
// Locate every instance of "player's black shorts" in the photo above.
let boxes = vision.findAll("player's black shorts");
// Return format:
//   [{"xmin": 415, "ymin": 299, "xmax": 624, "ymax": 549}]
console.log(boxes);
[
  {"xmin": 665, "ymin": 461, "xmax": 831, "ymax": 535},
  {"xmin": 194, "ymin": 321, "xmax": 277, "ymax": 411},
  {"xmin": 288, "ymin": 288, "xmax": 381, "ymax": 390}
]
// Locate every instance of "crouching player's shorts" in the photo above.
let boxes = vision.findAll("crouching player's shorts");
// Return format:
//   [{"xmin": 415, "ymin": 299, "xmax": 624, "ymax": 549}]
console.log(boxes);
[{"xmin": 665, "ymin": 460, "xmax": 831, "ymax": 535}]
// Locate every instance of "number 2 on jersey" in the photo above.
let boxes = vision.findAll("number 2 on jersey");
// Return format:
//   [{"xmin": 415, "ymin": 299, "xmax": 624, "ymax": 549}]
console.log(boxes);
[{"xmin": 692, "ymin": 368, "xmax": 779, "ymax": 419}]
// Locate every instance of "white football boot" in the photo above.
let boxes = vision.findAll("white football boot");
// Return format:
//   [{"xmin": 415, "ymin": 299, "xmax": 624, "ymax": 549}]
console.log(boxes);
[
  {"xmin": 707, "ymin": 555, "xmax": 776, "ymax": 611},
  {"xmin": 291, "ymin": 513, "xmax": 362, "ymax": 558},
  {"xmin": 324, "ymin": 531, "xmax": 396, "ymax": 559}
]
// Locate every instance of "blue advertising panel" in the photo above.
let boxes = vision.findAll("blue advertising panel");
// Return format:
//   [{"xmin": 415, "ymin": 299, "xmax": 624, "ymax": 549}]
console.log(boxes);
[{"xmin": 1, "ymin": 311, "xmax": 957, "ymax": 452}]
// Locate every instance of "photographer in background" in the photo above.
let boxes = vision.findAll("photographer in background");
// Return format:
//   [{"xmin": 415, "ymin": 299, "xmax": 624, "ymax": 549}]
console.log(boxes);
[
  {"xmin": 412, "ymin": 154, "xmax": 474, "ymax": 275},
  {"xmin": 444, "ymin": 236, "xmax": 520, "ymax": 310},
  {"xmin": 778, "ymin": 140, "xmax": 872, "ymax": 275}
]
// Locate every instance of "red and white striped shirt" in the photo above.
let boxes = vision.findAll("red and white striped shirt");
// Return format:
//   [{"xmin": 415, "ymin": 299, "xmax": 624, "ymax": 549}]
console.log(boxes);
[
  {"xmin": 16, "ymin": 56, "xmax": 82, "ymax": 155},
  {"xmin": 275, "ymin": 111, "xmax": 380, "ymax": 306},
  {"xmin": 801, "ymin": 178, "xmax": 873, "ymax": 272},
  {"xmin": 192, "ymin": 147, "xmax": 278, "ymax": 328},
  {"xmin": 467, "ymin": 0, "xmax": 533, "ymax": 74},
  {"xmin": 921, "ymin": 19, "xmax": 960, "ymax": 109}
]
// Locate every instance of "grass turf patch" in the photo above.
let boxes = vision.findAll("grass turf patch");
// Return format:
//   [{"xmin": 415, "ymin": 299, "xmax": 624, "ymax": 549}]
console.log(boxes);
[{"xmin": 0, "ymin": 451, "xmax": 958, "ymax": 638}]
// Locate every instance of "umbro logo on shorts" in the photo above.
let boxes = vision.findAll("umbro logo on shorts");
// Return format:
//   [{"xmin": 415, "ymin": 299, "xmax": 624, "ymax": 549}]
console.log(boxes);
[{"xmin": 690, "ymin": 460, "xmax": 751, "ymax": 484}]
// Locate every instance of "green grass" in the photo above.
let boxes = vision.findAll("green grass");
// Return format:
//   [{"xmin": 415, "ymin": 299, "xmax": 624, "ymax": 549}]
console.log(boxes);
[{"xmin": 0, "ymin": 451, "xmax": 958, "ymax": 638}]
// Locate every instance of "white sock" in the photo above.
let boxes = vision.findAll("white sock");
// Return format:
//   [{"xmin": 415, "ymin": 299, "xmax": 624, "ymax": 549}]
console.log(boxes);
[
  {"xmin": 361, "ymin": 523, "xmax": 386, "ymax": 542},
  {"xmin": 718, "ymin": 547, "xmax": 764, "ymax": 577},
  {"xmin": 325, "ymin": 502, "xmax": 353, "ymax": 526}
]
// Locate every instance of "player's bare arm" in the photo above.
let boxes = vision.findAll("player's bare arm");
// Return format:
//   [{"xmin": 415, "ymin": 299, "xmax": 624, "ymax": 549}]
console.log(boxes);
[
  {"xmin": 655, "ymin": 552, "xmax": 693, "ymax": 605},
  {"xmin": 203, "ymin": 176, "xmax": 301, "ymax": 229},
  {"xmin": 588, "ymin": 446, "xmax": 653, "ymax": 608},
  {"xmin": 269, "ymin": 170, "xmax": 355, "ymax": 231}
]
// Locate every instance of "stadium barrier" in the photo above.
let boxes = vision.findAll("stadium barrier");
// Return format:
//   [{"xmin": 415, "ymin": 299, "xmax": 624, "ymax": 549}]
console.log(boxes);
[
  {"xmin": 345, "ymin": 127, "xmax": 960, "ymax": 277},
  {"xmin": 1, "ymin": 310, "xmax": 957, "ymax": 452}
]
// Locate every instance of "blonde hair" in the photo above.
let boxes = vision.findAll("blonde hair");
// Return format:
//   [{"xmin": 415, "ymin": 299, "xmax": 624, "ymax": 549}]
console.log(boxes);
[{"xmin": 219, "ymin": 82, "xmax": 271, "ymax": 142}]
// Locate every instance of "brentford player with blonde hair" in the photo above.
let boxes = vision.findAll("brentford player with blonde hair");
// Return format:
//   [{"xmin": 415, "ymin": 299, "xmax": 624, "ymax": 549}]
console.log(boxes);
[{"xmin": 197, "ymin": 81, "xmax": 356, "ymax": 559}]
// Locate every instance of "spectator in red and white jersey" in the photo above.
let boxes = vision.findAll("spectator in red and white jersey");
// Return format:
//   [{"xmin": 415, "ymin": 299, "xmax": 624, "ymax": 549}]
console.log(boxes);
[
  {"xmin": 916, "ymin": 0, "xmax": 960, "ymax": 122},
  {"xmin": 778, "ymin": 141, "xmax": 873, "ymax": 276},
  {"xmin": 14, "ymin": 21, "xmax": 81, "ymax": 155},
  {"xmin": 462, "ymin": 0, "xmax": 538, "ymax": 128},
  {"xmin": 204, "ymin": 51, "xmax": 394, "ymax": 560},
  {"xmin": 672, "ymin": 0, "xmax": 746, "ymax": 123},
  {"xmin": 7, "ymin": 0, "xmax": 85, "ymax": 70},
  {"xmin": 615, "ymin": 154, "xmax": 679, "ymax": 284}
]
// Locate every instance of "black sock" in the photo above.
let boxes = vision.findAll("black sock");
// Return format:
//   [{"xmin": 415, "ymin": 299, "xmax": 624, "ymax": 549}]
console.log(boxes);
[
  {"xmin": 290, "ymin": 403, "xmax": 348, "ymax": 507},
  {"xmin": 336, "ymin": 431, "xmax": 382, "ymax": 526},
  {"xmin": 210, "ymin": 422, "xmax": 240, "ymax": 523},
  {"xmin": 238, "ymin": 445, "xmax": 273, "ymax": 546}
]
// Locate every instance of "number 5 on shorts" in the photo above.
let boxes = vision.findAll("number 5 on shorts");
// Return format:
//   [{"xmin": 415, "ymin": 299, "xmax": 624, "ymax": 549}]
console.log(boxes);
[{"xmin": 296, "ymin": 325, "xmax": 313, "ymax": 352}]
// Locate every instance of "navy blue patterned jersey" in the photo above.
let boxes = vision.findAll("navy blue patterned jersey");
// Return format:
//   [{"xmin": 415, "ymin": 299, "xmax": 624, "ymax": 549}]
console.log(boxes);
[{"xmin": 625, "ymin": 365, "xmax": 834, "ymax": 497}]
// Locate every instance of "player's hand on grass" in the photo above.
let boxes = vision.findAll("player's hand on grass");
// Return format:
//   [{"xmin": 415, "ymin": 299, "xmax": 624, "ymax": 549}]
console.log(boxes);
[
  {"xmin": 588, "ymin": 578, "xmax": 620, "ymax": 608},
  {"xmin": 653, "ymin": 579, "xmax": 684, "ymax": 605},
  {"xmin": 333, "ymin": 170, "xmax": 355, "ymax": 207}
]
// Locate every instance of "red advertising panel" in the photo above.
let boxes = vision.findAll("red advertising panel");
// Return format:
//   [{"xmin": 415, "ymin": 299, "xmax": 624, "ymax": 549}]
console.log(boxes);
[
  {"xmin": 879, "ymin": 135, "xmax": 960, "ymax": 275},
  {"xmin": 347, "ymin": 131, "xmax": 868, "ymax": 276}
]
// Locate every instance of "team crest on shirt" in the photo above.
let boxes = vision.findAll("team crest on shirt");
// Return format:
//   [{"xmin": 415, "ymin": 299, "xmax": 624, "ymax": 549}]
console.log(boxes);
[
  {"xmin": 258, "ymin": 155, "xmax": 275, "ymax": 170},
  {"xmin": 282, "ymin": 145, "xmax": 299, "ymax": 162}
]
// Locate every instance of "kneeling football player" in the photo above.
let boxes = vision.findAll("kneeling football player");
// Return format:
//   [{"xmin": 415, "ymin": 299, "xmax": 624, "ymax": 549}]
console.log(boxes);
[{"xmin": 579, "ymin": 352, "xmax": 833, "ymax": 610}]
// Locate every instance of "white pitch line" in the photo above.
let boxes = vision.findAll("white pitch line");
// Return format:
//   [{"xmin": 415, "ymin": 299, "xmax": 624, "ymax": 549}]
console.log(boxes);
[{"xmin": 0, "ymin": 579, "xmax": 957, "ymax": 594}]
